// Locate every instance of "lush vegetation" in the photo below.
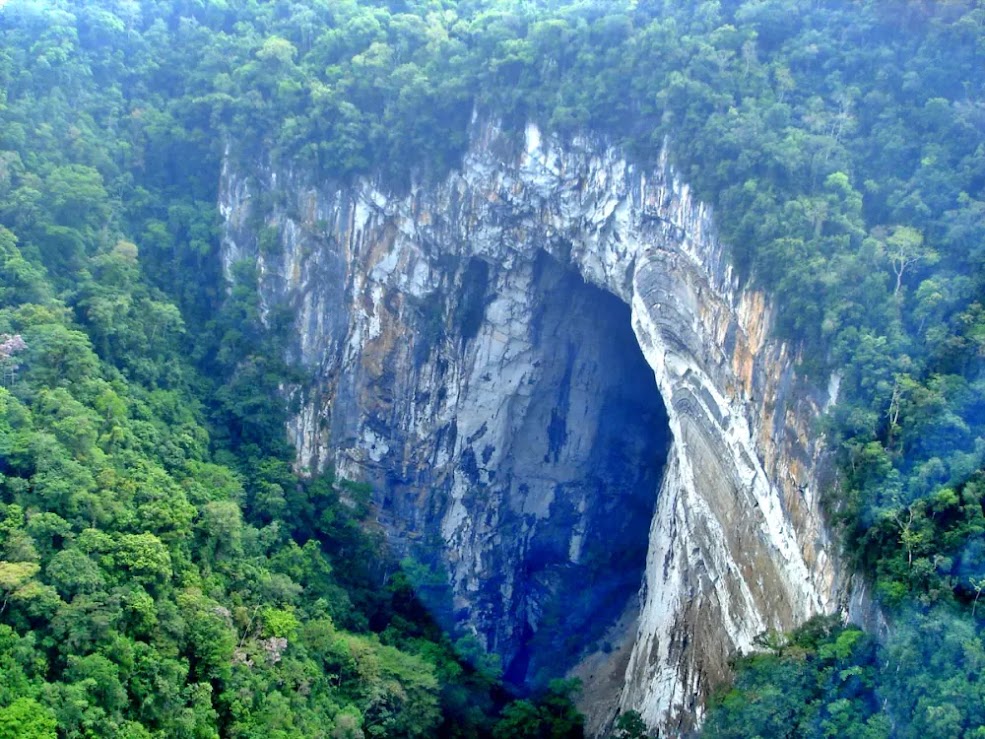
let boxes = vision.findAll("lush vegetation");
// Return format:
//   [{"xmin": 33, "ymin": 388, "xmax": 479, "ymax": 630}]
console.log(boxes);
[
  {"xmin": 1, "ymin": 0, "xmax": 983, "ymax": 736},
  {"xmin": 0, "ymin": 1, "xmax": 583, "ymax": 737},
  {"xmin": 704, "ymin": 611, "xmax": 985, "ymax": 739},
  {"xmin": 703, "ymin": 616, "xmax": 890, "ymax": 739}
]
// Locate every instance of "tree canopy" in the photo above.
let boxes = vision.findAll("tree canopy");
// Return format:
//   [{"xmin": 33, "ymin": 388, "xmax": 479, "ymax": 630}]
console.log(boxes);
[{"xmin": 0, "ymin": 0, "xmax": 984, "ymax": 736}]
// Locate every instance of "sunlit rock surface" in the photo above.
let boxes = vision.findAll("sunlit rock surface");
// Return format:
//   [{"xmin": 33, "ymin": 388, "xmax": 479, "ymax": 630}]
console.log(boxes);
[{"xmin": 219, "ymin": 119, "xmax": 842, "ymax": 735}]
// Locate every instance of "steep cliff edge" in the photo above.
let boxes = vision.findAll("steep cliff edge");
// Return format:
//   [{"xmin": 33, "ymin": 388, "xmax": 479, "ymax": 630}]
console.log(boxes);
[{"xmin": 219, "ymin": 119, "xmax": 843, "ymax": 733}]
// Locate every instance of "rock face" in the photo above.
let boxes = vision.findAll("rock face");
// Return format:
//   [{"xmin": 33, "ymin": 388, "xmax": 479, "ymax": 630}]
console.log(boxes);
[{"xmin": 219, "ymin": 118, "xmax": 842, "ymax": 734}]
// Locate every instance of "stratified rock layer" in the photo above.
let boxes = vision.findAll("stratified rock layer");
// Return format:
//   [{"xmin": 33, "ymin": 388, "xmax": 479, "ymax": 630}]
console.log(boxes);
[{"xmin": 219, "ymin": 119, "xmax": 841, "ymax": 734}]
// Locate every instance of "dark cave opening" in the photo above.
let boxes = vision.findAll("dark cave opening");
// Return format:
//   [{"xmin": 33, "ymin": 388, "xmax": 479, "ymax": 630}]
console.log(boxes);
[
  {"xmin": 491, "ymin": 251, "xmax": 672, "ymax": 689},
  {"xmin": 384, "ymin": 248, "xmax": 673, "ymax": 695}
]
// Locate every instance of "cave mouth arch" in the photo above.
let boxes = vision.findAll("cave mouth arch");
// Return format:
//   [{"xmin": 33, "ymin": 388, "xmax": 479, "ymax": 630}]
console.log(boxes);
[
  {"xmin": 417, "ymin": 249, "xmax": 673, "ymax": 690},
  {"xmin": 225, "ymin": 119, "xmax": 836, "ymax": 735}
]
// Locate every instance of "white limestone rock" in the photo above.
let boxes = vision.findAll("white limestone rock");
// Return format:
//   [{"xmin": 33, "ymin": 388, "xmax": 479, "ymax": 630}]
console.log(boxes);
[{"xmin": 218, "ymin": 119, "xmax": 844, "ymax": 735}]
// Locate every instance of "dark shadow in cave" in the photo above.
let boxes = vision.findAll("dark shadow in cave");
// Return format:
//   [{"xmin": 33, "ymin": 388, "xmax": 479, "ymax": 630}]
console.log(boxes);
[
  {"xmin": 493, "ymin": 250, "xmax": 672, "ymax": 690},
  {"xmin": 391, "ymin": 248, "xmax": 672, "ymax": 696}
]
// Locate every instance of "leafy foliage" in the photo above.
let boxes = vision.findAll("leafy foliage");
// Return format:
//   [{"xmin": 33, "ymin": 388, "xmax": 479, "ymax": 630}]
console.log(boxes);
[
  {"xmin": 1, "ymin": 0, "xmax": 983, "ymax": 735},
  {"xmin": 704, "ymin": 616, "xmax": 890, "ymax": 739},
  {"xmin": 0, "ymin": 2, "xmax": 540, "ymax": 736}
]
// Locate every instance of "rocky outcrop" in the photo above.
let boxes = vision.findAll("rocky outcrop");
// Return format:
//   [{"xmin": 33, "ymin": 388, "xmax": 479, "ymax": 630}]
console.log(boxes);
[{"xmin": 219, "ymin": 117, "xmax": 842, "ymax": 734}]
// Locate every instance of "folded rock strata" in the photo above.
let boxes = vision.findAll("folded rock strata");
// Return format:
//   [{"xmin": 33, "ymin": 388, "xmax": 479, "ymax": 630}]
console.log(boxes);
[{"xmin": 219, "ymin": 118, "xmax": 842, "ymax": 734}]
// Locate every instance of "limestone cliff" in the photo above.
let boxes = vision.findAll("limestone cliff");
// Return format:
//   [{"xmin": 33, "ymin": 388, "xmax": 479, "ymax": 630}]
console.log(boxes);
[{"xmin": 219, "ymin": 118, "xmax": 842, "ymax": 734}]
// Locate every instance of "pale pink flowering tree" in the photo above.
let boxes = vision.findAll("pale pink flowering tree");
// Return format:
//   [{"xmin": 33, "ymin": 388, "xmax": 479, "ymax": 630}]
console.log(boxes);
[{"xmin": 0, "ymin": 333, "xmax": 26, "ymax": 385}]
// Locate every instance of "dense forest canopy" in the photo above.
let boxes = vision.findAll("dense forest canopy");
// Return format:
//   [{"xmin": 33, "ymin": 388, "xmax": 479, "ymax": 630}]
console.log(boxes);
[{"xmin": 0, "ymin": 0, "xmax": 983, "ymax": 737}]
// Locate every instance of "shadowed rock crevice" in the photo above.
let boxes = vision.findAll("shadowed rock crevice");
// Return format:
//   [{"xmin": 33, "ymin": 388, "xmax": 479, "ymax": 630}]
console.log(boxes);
[
  {"xmin": 328, "ymin": 244, "xmax": 672, "ymax": 687},
  {"xmin": 475, "ymin": 251, "xmax": 670, "ymax": 687}
]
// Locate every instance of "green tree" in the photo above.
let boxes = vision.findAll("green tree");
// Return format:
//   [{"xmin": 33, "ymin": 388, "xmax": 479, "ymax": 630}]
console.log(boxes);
[
  {"xmin": 611, "ymin": 710, "xmax": 648, "ymax": 739},
  {"xmin": 0, "ymin": 697, "xmax": 57, "ymax": 739}
]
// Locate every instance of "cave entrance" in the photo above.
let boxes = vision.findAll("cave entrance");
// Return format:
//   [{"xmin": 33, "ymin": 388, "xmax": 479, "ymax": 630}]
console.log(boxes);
[{"xmin": 488, "ymin": 251, "xmax": 671, "ymax": 689}]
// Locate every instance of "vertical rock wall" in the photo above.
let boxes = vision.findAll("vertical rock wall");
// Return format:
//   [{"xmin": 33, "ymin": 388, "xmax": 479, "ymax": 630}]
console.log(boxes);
[{"xmin": 219, "ymin": 119, "xmax": 843, "ymax": 734}]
